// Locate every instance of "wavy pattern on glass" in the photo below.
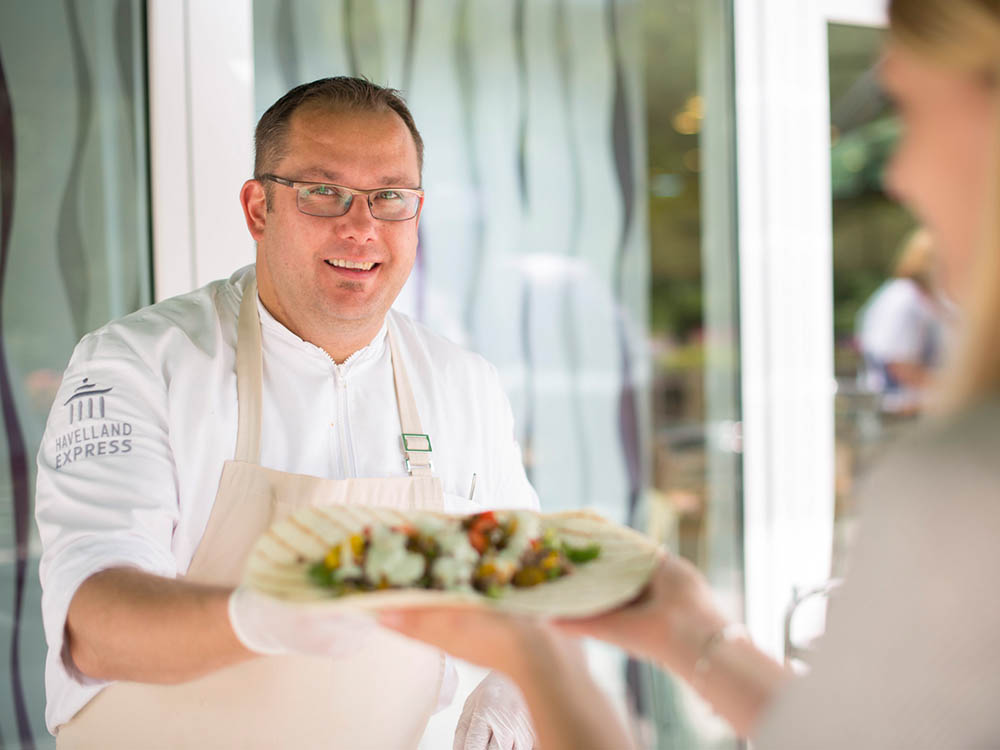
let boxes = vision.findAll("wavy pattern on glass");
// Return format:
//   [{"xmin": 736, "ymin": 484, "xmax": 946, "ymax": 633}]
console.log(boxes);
[
  {"xmin": 513, "ymin": 0, "xmax": 529, "ymax": 210},
  {"xmin": 455, "ymin": 0, "xmax": 485, "ymax": 334},
  {"xmin": 511, "ymin": 0, "xmax": 537, "ymax": 482},
  {"xmin": 348, "ymin": 0, "xmax": 382, "ymax": 83},
  {"xmin": 113, "ymin": 0, "xmax": 136, "ymax": 153},
  {"xmin": 0, "ymin": 1, "xmax": 151, "ymax": 742},
  {"xmin": 607, "ymin": 0, "xmax": 641, "ymax": 526},
  {"xmin": 0, "ymin": 45, "xmax": 35, "ymax": 750},
  {"xmin": 405, "ymin": 1, "xmax": 427, "ymax": 323},
  {"xmin": 114, "ymin": 0, "xmax": 145, "ymax": 314},
  {"xmin": 402, "ymin": 0, "xmax": 420, "ymax": 93},
  {"xmin": 58, "ymin": 0, "xmax": 94, "ymax": 341},
  {"xmin": 554, "ymin": 0, "xmax": 592, "ymax": 507},
  {"xmin": 276, "ymin": 0, "xmax": 300, "ymax": 93},
  {"xmin": 605, "ymin": 0, "xmax": 645, "ymax": 719},
  {"xmin": 405, "ymin": 0, "xmax": 425, "ymax": 324}
]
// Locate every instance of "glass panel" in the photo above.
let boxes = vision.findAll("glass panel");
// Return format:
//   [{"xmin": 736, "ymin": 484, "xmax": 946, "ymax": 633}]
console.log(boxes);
[
  {"xmin": 645, "ymin": 0, "xmax": 742, "ymax": 746},
  {"xmin": 253, "ymin": 1, "xmax": 740, "ymax": 747},
  {"xmin": 0, "ymin": 1, "xmax": 151, "ymax": 744}
]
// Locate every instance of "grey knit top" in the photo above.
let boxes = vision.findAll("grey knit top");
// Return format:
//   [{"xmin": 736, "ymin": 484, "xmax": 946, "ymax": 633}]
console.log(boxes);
[{"xmin": 756, "ymin": 398, "xmax": 1000, "ymax": 748}]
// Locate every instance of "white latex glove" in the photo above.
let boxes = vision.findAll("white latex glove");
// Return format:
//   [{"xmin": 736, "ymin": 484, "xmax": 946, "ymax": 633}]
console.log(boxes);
[
  {"xmin": 228, "ymin": 585, "xmax": 375, "ymax": 658},
  {"xmin": 454, "ymin": 671, "xmax": 536, "ymax": 750}
]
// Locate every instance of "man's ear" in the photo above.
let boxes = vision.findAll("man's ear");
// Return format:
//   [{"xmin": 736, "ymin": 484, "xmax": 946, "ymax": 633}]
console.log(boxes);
[{"xmin": 240, "ymin": 179, "xmax": 268, "ymax": 240}]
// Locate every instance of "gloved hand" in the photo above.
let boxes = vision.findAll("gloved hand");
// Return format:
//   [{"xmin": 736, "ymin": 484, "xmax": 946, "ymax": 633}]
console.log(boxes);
[
  {"xmin": 228, "ymin": 585, "xmax": 375, "ymax": 658},
  {"xmin": 454, "ymin": 671, "xmax": 536, "ymax": 750}
]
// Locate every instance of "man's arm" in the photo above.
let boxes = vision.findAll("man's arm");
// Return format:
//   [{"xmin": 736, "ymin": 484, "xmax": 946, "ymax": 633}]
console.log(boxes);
[
  {"xmin": 66, "ymin": 566, "xmax": 380, "ymax": 685},
  {"xmin": 36, "ymin": 331, "xmax": 207, "ymax": 688},
  {"xmin": 65, "ymin": 567, "xmax": 252, "ymax": 683}
]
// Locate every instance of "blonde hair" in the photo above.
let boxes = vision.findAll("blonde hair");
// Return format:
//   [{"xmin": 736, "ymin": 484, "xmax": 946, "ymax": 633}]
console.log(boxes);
[
  {"xmin": 892, "ymin": 228, "xmax": 936, "ymax": 292},
  {"xmin": 888, "ymin": 0, "xmax": 1000, "ymax": 414}
]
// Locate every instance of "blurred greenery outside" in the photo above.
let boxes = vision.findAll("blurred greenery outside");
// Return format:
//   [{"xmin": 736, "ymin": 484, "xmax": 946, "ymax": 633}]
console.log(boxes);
[
  {"xmin": 644, "ymin": 0, "xmax": 703, "ymax": 356},
  {"xmin": 642, "ymin": 0, "xmax": 708, "ymax": 545},
  {"xmin": 643, "ymin": 12, "xmax": 917, "ymax": 540},
  {"xmin": 645, "ymin": 18, "xmax": 916, "ymax": 381}
]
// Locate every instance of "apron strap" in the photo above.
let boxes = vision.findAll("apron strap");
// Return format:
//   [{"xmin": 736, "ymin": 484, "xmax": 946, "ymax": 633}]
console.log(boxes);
[
  {"xmin": 387, "ymin": 326, "xmax": 434, "ymax": 477},
  {"xmin": 234, "ymin": 273, "xmax": 434, "ymax": 477},
  {"xmin": 235, "ymin": 277, "xmax": 264, "ymax": 464}
]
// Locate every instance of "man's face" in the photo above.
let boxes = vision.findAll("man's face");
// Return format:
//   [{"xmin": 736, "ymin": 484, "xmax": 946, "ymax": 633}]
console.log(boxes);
[{"xmin": 248, "ymin": 105, "xmax": 422, "ymax": 343}]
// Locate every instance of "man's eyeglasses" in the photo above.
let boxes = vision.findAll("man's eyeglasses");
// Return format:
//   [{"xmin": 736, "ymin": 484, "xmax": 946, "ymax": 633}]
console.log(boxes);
[{"xmin": 260, "ymin": 174, "xmax": 424, "ymax": 221}]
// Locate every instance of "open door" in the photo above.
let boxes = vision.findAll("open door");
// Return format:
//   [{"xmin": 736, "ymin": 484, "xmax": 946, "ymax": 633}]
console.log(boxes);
[{"xmin": 734, "ymin": 0, "xmax": 888, "ymax": 658}]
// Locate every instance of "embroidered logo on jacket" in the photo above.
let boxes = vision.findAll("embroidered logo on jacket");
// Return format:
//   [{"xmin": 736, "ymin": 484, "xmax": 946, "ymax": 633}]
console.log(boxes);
[{"xmin": 53, "ymin": 378, "xmax": 133, "ymax": 469}]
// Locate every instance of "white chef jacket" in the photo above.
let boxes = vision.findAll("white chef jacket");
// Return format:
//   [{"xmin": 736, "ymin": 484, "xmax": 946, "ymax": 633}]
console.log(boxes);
[
  {"xmin": 856, "ymin": 278, "xmax": 946, "ymax": 412},
  {"xmin": 34, "ymin": 264, "xmax": 539, "ymax": 733}
]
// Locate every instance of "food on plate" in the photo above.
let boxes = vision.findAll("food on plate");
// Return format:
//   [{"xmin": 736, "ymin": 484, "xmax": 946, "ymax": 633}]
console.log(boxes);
[
  {"xmin": 306, "ymin": 510, "xmax": 602, "ymax": 598},
  {"xmin": 244, "ymin": 506, "xmax": 658, "ymax": 618}
]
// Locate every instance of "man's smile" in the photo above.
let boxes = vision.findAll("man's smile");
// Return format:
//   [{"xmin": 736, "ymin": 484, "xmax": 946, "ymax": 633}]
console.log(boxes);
[{"xmin": 324, "ymin": 258, "xmax": 380, "ymax": 273}]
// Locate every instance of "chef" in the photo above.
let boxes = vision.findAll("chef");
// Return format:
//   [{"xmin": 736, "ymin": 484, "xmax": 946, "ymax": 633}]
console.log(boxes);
[{"xmin": 35, "ymin": 76, "xmax": 538, "ymax": 749}]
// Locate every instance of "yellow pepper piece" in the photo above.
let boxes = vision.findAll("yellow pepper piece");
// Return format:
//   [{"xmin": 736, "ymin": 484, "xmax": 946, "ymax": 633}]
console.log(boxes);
[
  {"xmin": 323, "ymin": 547, "xmax": 341, "ymax": 570},
  {"xmin": 349, "ymin": 534, "xmax": 365, "ymax": 560},
  {"xmin": 540, "ymin": 551, "xmax": 560, "ymax": 571},
  {"xmin": 513, "ymin": 567, "xmax": 546, "ymax": 587},
  {"xmin": 477, "ymin": 562, "xmax": 497, "ymax": 578}
]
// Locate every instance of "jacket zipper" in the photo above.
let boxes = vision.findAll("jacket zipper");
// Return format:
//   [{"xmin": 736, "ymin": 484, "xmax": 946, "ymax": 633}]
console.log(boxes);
[{"xmin": 332, "ymin": 363, "xmax": 355, "ymax": 478}]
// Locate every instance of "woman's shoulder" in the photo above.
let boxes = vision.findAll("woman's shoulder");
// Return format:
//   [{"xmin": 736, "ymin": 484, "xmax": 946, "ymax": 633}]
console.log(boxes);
[
  {"xmin": 856, "ymin": 398, "xmax": 1000, "ymax": 544},
  {"xmin": 882, "ymin": 399, "xmax": 1000, "ymax": 475}
]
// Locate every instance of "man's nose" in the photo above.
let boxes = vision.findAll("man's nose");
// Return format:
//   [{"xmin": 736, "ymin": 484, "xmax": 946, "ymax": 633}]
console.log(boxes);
[{"xmin": 334, "ymin": 195, "xmax": 378, "ymax": 242}]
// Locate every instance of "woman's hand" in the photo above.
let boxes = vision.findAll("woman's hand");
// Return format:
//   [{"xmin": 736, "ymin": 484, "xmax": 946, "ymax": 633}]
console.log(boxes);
[
  {"xmin": 559, "ymin": 551, "xmax": 789, "ymax": 735},
  {"xmin": 378, "ymin": 606, "xmax": 637, "ymax": 750},
  {"xmin": 555, "ymin": 551, "xmax": 730, "ymax": 680},
  {"xmin": 378, "ymin": 604, "xmax": 549, "ymax": 680}
]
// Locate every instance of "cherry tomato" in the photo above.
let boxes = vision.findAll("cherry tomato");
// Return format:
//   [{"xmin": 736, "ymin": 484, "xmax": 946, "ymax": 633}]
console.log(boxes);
[{"xmin": 468, "ymin": 529, "xmax": 488, "ymax": 553}]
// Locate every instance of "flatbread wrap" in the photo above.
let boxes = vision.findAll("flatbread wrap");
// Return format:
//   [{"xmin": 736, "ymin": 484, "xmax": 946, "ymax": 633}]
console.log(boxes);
[{"xmin": 243, "ymin": 506, "xmax": 659, "ymax": 618}]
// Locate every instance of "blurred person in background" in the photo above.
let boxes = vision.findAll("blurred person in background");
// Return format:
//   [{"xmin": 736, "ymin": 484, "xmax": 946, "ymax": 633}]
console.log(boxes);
[
  {"xmin": 857, "ymin": 227, "xmax": 952, "ymax": 416},
  {"xmin": 381, "ymin": 0, "xmax": 1000, "ymax": 747}
]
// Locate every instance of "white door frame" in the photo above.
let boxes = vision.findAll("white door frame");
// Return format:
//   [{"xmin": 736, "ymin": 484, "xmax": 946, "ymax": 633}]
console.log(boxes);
[
  {"xmin": 147, "ymin": 0, "xmax": 256, "ymax": 301},
  {"xmin": 733, "ymin": 0, "xmax": 887, "ymax": 656}
]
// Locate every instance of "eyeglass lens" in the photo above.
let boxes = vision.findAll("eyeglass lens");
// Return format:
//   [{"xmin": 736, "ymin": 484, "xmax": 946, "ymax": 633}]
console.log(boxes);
[{"xmin": 297, "ymin": 184, "xmax": 420, "ymax": 220}]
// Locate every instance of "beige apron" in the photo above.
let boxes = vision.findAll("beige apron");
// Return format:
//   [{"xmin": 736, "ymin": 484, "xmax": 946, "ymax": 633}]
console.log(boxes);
[{"xmin": 57, "ymin": 280, "xmax": 446, "ymax": 749}]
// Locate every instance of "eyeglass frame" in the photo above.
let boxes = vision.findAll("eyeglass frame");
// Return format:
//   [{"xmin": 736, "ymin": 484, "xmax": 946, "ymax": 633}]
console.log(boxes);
[{"xmin": 259, "ymin": 173, "xmax": 425, "ymax": 221}]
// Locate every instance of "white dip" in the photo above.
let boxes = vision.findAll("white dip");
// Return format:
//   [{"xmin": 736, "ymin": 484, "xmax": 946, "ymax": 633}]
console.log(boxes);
[
  {"xmin": 364, "ymin": 525, "xmax": 426, "ymax": 586},
  {"xmin": 431, "ymin": 527, "xmax": 480, "ymax": 589}
]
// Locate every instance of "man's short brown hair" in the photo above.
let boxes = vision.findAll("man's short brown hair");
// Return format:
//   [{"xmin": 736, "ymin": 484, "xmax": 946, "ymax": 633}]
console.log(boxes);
[{"xmin": 253, "ymin": 76, "xmax": 424, "ymax": 187}]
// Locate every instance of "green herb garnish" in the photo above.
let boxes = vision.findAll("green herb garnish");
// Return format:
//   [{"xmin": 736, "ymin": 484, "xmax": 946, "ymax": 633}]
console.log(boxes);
[{"xmin": 562, "ymin": 542, "xmax": 601, "ymax": 563}]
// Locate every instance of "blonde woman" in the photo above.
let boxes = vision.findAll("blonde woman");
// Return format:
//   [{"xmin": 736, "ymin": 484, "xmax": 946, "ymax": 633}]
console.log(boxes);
[{"xmin": 380, "ymin": 0, "xmax": 1000, "ymax": 747}]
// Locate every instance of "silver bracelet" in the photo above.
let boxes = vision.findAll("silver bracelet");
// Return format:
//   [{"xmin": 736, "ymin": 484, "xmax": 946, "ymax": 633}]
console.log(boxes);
[{"xmin": 692, "ymin": 622, "xmax": 749, "ymax": 687}]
